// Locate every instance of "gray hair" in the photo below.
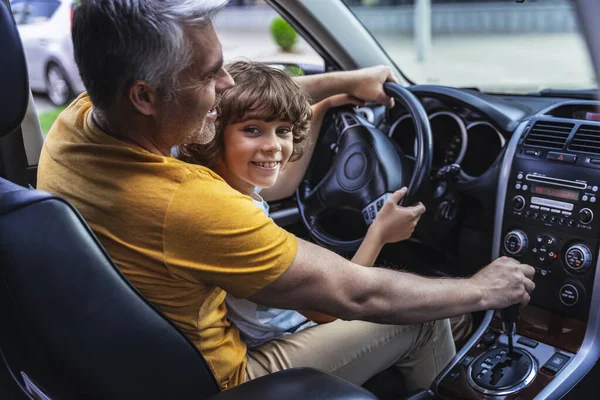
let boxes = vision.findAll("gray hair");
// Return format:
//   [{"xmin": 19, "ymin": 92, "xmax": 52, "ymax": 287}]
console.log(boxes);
[{"xmin": 72, "ymin": 0, "xmax": 228, "ymax": 111}]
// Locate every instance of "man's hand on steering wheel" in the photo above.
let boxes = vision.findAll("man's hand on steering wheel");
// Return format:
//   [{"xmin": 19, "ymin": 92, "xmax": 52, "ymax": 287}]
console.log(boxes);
[{"xmin": 346, "ymin": 65, "xmax": 399, "ymax": 108}]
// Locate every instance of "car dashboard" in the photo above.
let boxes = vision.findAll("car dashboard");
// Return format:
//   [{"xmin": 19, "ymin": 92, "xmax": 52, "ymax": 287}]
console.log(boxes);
[{"xmin": 372, "ymin": 86, "xmax": 600, "ymax": 399}]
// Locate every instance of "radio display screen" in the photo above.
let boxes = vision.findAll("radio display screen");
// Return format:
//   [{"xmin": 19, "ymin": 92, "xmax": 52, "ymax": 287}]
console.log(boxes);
[{"xmin": 531, "ymin": 184, "xmax": 579, "ymax": 201}]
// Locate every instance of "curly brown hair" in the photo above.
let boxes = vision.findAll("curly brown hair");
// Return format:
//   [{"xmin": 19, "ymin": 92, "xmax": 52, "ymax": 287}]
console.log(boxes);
[{"xmin": 177, "ymin": 60, "xmax": 313, "ymax": 168}]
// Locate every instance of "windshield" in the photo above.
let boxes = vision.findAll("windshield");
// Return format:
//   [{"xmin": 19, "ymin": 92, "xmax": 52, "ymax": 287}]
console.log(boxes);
[{"xmin": 342, "ymin": 0, "xmax": 596, "ymax": 94}]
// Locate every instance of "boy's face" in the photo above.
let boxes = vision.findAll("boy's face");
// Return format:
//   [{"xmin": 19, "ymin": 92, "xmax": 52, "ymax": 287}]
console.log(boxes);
[{"xmin": 217, "ymin": 117, "xmax": 294, "ymax": 195}]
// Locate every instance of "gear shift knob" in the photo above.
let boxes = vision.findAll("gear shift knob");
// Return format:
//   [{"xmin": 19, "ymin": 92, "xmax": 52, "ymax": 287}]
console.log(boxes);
[{"xmin": 502, "ymin": 305, "xmax": 519, "ymax": 354}]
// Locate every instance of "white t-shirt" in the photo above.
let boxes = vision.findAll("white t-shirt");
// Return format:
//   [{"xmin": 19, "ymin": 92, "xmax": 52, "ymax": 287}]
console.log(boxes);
[{"xmin": 225, "ymin": 189, "xmax": 316, "ymax": 349}]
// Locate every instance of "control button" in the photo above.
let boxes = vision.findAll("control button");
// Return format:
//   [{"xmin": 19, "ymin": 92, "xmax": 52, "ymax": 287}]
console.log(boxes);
[
  {"xmin": 517, "ymin": 337, "xmax": 539, "ymax": 348},
  {"xmin": 515, "ymin": 183, "xmax": 522, "ymax": 190},
  {"xmin": 522, "ymin": 185, "xmax": 528, "ymax": 191},
  {"xmin": 564, "ymin": 243, "xmax": 593, "ymax": 274},
  {"xmin": 533, "ymin": 212, "xmax": 540, "ymax": 219},
  {"xmin": 559, "ymin": 284, "xmax": 580, "ymax": 306},
  {"xmin": 542, "ymin": 353, "xmax": 571, "ymax": 374},
  {"xmin": 541, "ymin": 214, "xmax": 548, "ymax": 222},
  {"xmin": 503, "ymin": 230, "xmax": 528, "ymax": 256},
  {"xmin": 579, "ymin": 208, "xmax": 594, "ymax": 224},
  {"xmin": 531, "ymin": 205, "xmax": 540, "ymax": 210},
  {"xmin": 559, "ymin": 217, "xmax": 566, "ymax": 225},
  {"xmin": 550, "ymin": 215, "xmax": 557, "ymax": 223},
  {"xmin": 582, "ymin": 195, "xmax": 589, "ymax": 202},
  {"xmin": 568, "ymin": 219, "xmax": 576, "ymax": 227},
  {"xmin": 525, "ymin": 210, "xmax": 532, "ymax": 218},
  {"xmin": 551, "ymin": 209, "xmax": 561, "ymax": 214},
  {"xmin": 547, "ymin": 152, "xmax": 577, "ymax": 163},
  {"xmin": 593, "ymin": 186, "xmax": 599, "ymax": 192},
  {"xmin": 540, "ymin": 207, "xmax": 550, "ymax": 212},
  {"xmin": 525, "ymin": 150, "xmax": 540, "ymax": 156},
  {"xmin": 562, "ymin": 211, "xmax": 572, "ymax": 216},
  {"xmin": 592, "ymin": 197, "xmax": 597, "ymax": 203},
  {"xmin": 460, "ymin": 355, "xmax": 474, "ymax": 366},
  {"xmin": 480, "ymin": 330, "xmax": 496, "ymax": 347},
  {"xmin": 590, "ymin": 158, "xmax": 600, "ymax": 165},
  {"xmin": 446, "ymin": 371, "xmax": 460, "ymax": 382},
  {"xmin": 517, "ymin": 173, "xmax": 524, "ymax": 180},
  {"xmin": 512, "ymin": 195, "xmax": 526, "ymax": 211}
]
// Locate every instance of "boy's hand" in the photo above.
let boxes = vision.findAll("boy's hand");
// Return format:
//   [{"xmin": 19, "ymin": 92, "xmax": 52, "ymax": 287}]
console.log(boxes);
[{"xmin": 369, "ymin": 188, "xmax": 426, "ymax": 245}]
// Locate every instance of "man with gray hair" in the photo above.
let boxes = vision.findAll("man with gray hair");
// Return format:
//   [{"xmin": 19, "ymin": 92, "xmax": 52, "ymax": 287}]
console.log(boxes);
[{"xmin": 38, "ymin": 0, "xmax": 535, "ymax": 393}]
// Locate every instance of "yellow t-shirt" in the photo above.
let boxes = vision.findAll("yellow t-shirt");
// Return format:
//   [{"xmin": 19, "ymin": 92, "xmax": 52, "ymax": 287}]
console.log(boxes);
[{"xmin": 37, "ymin": 94, "xmax": 298, "ymax": 389}]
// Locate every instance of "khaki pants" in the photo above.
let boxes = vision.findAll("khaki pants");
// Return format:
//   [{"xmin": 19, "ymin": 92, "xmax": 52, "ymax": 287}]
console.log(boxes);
[{"xmin": 245, "ymin": 318, "xmax": 455, "ymax": 393}]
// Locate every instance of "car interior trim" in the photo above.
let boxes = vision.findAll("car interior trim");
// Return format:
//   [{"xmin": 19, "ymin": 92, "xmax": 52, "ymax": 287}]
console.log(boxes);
[
  {"xmin": 536, "ymin": 254, "xmax": 600, "ymax": 399},
  {"xmin": 433, "ymin": 119, "xmax": 528, "ymax": 394},
  {"xmin": 428, "ymin": 110, "xmax": 468, "ymax": 165},
  {"xmin": 466, "ymin": 347, "xmax": 538, "ymax": 396},
  {"xmin": 461, "ymin": 121, "xmax": 505, "ymax": 180},
  {"xmin": 410, "ymin": 85, "xmax": 526, "ymax": 132},
  {"xmin": 536, "ymin": 99, "xmax": 600, "ymax": 117},
  {"xmin": 490, "ymin": 117, "xmax": 600, "ymax": 399}
]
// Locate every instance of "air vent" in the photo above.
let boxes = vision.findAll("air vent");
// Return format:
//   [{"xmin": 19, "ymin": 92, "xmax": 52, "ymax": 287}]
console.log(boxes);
[
  {"xmin": 524, "ymin": 121, "xmax": 574, "ymax": 149},
  {"xmin": 569, "ymin": 124, "xmax": 600, "ymax": 154}
]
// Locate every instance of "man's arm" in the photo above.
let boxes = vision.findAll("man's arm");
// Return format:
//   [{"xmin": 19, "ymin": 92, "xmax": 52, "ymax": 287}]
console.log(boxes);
[
  {"xmin": 248, "ymin": 239, "xmax": 536, "ymax": 325},
  {"xmin": 294, "ymin": 65, "xmax": 399, "ymax": 107}
]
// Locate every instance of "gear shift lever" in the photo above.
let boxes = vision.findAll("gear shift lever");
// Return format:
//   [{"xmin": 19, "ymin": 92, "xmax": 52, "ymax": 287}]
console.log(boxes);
[{"xmin": 502, "ymin": 305, "xmax": 519, "ymax": 354}]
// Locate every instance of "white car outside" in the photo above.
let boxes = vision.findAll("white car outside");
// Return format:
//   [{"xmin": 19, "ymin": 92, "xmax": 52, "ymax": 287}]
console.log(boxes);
[{"xmin": 11, "ymin": 0, "xmax": 85, "ymax": 106}]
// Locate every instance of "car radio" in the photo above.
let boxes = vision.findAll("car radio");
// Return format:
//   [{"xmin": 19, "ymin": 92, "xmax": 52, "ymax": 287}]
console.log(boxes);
[{"xmin": 500, "ymin": 151, "xmax": 600, "ymax": 321}]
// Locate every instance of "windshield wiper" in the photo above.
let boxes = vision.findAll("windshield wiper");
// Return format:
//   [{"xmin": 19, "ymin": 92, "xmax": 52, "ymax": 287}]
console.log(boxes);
[{"xmin": 534, "ymin": 88, "xmax": 598, "ymax": 100}]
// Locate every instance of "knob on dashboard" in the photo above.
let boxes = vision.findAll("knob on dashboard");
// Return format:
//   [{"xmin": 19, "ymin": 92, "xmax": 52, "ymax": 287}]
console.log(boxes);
[
  {"xmin": 564, "ymin": 243, "xmax": 593, "ymax": 274},
  {"xmin": 512, "ymin": 195, "xmax": 526, "ymax": 211},
  {"xmin": 579, "ymin": 208, "xmax": 594, "ymax": 225},
  {"xmin": 504, "ymin": 230, "xmax": 528, "ymax": 256}
]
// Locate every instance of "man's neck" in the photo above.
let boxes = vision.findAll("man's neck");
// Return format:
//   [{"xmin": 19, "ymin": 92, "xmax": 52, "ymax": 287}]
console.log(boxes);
[{"xmin": 91, "ymin": 109, "xmax": 172, "ymax": 157}]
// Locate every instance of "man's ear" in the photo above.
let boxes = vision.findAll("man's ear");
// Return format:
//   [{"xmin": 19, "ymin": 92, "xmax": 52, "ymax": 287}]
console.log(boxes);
[{"xmin": 128, "ymin": 81, "xmax": 159, "ymax": 116}]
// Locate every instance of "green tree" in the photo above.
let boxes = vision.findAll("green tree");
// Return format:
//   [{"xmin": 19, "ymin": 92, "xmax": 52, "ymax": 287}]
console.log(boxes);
[{"xmin": 270, "ymin": 16, "xmax": 298, "ymax": 52}]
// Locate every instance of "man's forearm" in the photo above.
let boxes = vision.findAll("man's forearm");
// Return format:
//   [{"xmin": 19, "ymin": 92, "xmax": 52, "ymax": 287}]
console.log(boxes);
[
  {"xmin": 295, "ymin": 72, "xmax": 356, "ymax": 103},
  {"xmin": 250, "ymin": 239, "xmax": 485, "ymax": 325},
  {"xmin": 344, "ymin": 267, "xmax": 485, "ymax": 324}
]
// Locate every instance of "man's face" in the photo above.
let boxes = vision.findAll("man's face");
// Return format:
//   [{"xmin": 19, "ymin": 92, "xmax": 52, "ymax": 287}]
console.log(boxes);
[{"xmin": 158, "ymin": 23, "xmax": 234, "ymax": 148}]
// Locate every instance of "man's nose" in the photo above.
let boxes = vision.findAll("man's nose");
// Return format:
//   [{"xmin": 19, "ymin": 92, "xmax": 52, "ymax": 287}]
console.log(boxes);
[{"xmin": 216, "ymin": 68, "xmax": 235, "ymax": 92}]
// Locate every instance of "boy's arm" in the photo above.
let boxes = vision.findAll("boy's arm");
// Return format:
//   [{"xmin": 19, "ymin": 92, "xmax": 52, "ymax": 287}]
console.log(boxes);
[{"xmin": 261, "ymin": 94, "xmax": 362, "ymax": 202}]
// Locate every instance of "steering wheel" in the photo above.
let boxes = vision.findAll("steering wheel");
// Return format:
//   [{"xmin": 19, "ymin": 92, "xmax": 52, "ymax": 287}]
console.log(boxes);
[{"xmin": 296, "ymin": 83, "xmax": 433, "ymax": 253}]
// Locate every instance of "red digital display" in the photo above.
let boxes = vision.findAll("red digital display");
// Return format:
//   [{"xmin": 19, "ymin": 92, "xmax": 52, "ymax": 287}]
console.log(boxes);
[{"xmin": 531, "ymin": 184, "xmax": 579, "ymax": 201}]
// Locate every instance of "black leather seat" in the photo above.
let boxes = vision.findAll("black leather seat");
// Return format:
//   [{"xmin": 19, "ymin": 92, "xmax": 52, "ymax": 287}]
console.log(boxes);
[{"xmin": 0, "ymin": 1, "xmax": 376, "ymax": 398}]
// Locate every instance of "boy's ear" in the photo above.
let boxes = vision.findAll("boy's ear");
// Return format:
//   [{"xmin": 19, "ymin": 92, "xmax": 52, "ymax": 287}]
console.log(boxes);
[{"xmin": 129, "ymin": 80, "xmax": 159, "ymax": 116}]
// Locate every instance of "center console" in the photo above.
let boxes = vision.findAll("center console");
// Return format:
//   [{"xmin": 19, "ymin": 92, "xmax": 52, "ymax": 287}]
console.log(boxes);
[{"xmin": 434, "ymin": 110, "xmax": 600, "ymax": 399}]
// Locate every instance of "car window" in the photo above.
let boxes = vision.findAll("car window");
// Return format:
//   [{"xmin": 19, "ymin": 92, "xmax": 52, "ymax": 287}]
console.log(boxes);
[
  {"xmin": 213, "ymin": 3, "xmax": 324, "ymax": 72},
  {"xmin": 342, "ymin": 0, "xmax": 596, "ymax": 94},
  {"xmin": 9, "ymin": 0, "xmax": 27, "ymax": 24},
  {"xmin": 16, "ymin": 0, "xmax": 61, "ymax": 25}
]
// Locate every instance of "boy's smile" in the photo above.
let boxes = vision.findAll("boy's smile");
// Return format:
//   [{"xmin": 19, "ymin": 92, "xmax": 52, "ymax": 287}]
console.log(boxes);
[{"xmin": 215, "ymin": 118, "xmax": 294, "ymax": 196}]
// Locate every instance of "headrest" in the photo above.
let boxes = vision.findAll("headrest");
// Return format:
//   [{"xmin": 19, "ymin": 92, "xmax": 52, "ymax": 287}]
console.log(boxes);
[{"xmin": 0, "ymin": 0, "xmax": 29, "ymax": 137}]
